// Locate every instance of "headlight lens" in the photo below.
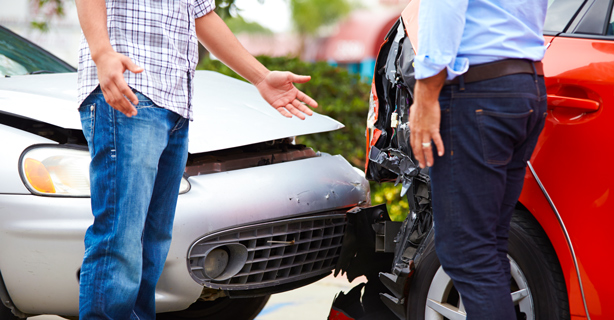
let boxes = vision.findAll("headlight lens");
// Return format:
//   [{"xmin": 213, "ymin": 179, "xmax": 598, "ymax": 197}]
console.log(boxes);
[
  {"xmin": 20, "ymin": 146, "xmax": 191, "ymax": 197},
  {"xmin": 179, "ymin": 175, "xmax": 191, "ymax": 194},
  {"xmin": 21, "ymin": 147, "xmax": 91, "ymax": 196}
]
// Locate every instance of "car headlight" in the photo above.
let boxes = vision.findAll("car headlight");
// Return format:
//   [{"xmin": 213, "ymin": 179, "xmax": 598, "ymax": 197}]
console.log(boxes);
[{"xmin": 20, "ymin": 145, "xmax": 191, "ymax": 197}]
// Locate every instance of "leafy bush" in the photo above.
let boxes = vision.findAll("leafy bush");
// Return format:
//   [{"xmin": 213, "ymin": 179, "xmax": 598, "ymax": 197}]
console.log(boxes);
[{"xmin": 197, "ymin": 56, "xmax": 408, "ymax": 221}]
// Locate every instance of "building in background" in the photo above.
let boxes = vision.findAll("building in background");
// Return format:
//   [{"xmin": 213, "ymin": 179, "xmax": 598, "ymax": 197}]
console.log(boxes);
[{"xmin": 305, "ymin": 9, "xmax": 401, "ymax": 80}]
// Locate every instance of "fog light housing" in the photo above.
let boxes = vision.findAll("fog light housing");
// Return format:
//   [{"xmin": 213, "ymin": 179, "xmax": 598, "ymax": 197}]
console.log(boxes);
[
  {"xmin": 204, "ymin": 248, "xmax": 229, "ymax": 279},
  {"xmin": 201, "ymin": 243, "xmax": 248, "ymax": 281}
]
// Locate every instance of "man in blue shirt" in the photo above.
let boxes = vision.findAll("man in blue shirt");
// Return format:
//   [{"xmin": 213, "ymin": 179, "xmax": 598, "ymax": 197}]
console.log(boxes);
[{"xmin": 408, "ymin": 0, "xmax": 548, "ymax": 319}]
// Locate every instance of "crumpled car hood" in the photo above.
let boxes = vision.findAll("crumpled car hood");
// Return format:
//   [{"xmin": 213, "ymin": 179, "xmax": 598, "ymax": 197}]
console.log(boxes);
[{"xmin": 0, "ymin": 71, "xmax": 343, "ymax": 153}]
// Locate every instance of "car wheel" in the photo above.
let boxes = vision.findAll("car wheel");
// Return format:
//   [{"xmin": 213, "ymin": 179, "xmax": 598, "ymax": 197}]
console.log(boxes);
[
  {"xmin": 406, "ymin": 210, "xmax": 570, "ymax": 320},
  {"xmin": 156, "ymin": 295, "xmax": 270, "ymax": 320}
]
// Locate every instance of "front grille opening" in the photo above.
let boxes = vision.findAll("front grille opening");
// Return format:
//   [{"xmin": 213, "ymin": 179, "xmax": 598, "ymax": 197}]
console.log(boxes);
[
  {"xmin": 185, "ymin": 139, "xmax": 317, "ymax": 176},
  {"xmin": 188, "ymin": 213, "xmax": 347, "ymax": 290}
]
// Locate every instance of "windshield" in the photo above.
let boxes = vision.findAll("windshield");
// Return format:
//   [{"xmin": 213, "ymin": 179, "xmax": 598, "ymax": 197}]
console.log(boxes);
[{"xmin": 0, "ymin": 26, "xmax": 76, "ymax": 77}]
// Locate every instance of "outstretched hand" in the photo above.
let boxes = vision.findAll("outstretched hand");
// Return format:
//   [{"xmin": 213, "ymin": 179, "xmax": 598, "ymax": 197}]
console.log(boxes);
[{"xmin": 255, "ymin": 71, "xmax": 318, "ymax": 120}]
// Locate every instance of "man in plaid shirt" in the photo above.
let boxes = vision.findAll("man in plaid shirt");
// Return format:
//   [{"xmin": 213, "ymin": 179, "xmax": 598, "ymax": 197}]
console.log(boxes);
[{"xmin": 74, "ymin": 1, "xmax": 318, "ymax": 319}]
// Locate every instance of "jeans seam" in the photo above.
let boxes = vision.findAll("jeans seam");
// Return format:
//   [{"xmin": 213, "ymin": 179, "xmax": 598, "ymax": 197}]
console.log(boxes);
[
  {"xmin": 90, "ymin": 104, "xmax": 96, "ymax": 151},
  {"xmin": 447, "ymin": 98, "xmax": 463, "ymax": 261},
  {"xmin": 451, "ymin": 92, "xmax": 537, "ymax": 100},
  {"xmin": 480, "ymin": 109, "xmax": 533, "ymax": 119},
  {"xmin": 535, "ymin": 75, "xmax": 541, "ymax": 100},
  {"xmin": 522, "ymin": 111, "xmax": 547, "ymax": 162},
  {"xmin": 447, "ymin": 99, "xmax": 453, "ymax": 158},
  {"xmin": 170, "ymin": 118, "xmax": 185, "ymax": 134},
  {"xmin": 102, "ymin": 106, "xmax": 118, "ymax": 312}
]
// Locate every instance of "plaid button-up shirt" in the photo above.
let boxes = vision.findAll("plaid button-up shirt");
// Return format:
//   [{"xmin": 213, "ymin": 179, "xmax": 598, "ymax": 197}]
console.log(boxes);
[{"xmin": 77, "ymin": 0, "xmax": 215, "ymax": 120}]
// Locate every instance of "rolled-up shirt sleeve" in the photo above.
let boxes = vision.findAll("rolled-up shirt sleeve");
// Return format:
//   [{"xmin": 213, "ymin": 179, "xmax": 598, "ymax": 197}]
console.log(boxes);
[
  {"xmin": 195, "ymin": 0, "xmax": 216, "ymax": 18},
  {"xmin": 414, "ymin": 0, "xmax": 469, "ymax": 80}
]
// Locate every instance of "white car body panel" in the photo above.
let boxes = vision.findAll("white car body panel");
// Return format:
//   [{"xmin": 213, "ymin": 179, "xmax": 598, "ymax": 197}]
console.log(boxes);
[
  {"xmin": 0, "ymin": 124, "xmax": 56, "ymax": 194},
  {"xmin": 0, "ymin": 71, "xmax": 343, "ymax": 154}
]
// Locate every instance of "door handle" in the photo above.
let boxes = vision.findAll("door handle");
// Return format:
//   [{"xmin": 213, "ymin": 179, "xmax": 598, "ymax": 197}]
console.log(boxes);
[{"xmin": 547, "ymin": 95, "xmax": 600, "ymax": 112}]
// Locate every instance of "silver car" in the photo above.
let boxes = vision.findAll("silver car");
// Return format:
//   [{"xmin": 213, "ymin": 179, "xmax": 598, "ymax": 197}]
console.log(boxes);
[{"xmin": 0, "ymin": 26, "xmax": 369, "ymax": 320}]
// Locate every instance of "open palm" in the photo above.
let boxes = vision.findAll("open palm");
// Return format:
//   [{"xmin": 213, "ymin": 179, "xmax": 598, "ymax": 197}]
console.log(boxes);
[{"xmin": 256, "ymin": 71, "xmax": 318, "ymax": 120}]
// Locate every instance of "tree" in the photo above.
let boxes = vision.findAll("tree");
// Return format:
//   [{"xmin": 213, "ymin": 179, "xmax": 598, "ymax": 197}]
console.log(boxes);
[
  {"xmin": 289, "ymin": 0, "xmax": 351, "ymax": 54},
  {"xmin": 30, "ymin": 0, "xmax": 248, "ymax": 30},
  {"xmin": 225, "ymin": 15, "xmax": 272, "ymax": 35},
  {"xmin": 215, "ymin": 0, "xmax": 245, "ymax": 20},
  {"xmin": 30, "ymin": 0, "xmax": 66, "ymax": 31}
]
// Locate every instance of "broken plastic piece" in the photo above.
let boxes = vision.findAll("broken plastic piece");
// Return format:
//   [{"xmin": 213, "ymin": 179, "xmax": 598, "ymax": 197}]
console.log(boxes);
[
  {"xmin": 390, "ymin": 112, "xmax": 399, "ymax": 128},
  {"xmin": 368, "ymin": 146, "xmax": 419, "ymax": 196}
]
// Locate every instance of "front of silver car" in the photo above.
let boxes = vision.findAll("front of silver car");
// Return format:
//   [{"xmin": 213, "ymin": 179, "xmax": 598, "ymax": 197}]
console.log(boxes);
[{"xmin": 0, "ymin": 67, "xmax": 369, "ymax": 319}]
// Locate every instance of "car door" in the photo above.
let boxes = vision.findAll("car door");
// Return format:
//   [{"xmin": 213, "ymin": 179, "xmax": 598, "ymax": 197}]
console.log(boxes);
[{"xmin": 521, "ymin": 0, "xmax": 614, "ymax": 318}]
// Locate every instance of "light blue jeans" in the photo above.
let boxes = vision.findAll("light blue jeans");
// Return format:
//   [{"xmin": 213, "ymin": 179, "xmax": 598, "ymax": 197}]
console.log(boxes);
[{"xmin": 78, "ymin": 87, "xmax": 189, "ymax": 320}]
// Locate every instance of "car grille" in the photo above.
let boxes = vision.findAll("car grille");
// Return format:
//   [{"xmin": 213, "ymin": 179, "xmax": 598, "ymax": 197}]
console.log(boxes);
[{"xmin": 188, "ymin": 213, "xmax": 347, "ymax": 290}]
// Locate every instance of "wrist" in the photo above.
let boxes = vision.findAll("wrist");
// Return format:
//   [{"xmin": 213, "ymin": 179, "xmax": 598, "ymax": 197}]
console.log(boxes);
[
  {"xmin": 90, "ymin": 46, "xmax": 115, "ymax": 64},
  {"xmin": 253, "ymin": 69, "xmax": 271, "ymax": 88}
]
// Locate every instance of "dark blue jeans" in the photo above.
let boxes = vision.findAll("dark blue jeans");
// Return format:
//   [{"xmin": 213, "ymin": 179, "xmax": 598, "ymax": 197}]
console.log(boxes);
[
  {"xmin": 78, "ymin": 87, "xmax": 189, "ymax": 320},
  {"xmin": 430, "ymin": 73, "xmax": 547, "ymax": 320}
]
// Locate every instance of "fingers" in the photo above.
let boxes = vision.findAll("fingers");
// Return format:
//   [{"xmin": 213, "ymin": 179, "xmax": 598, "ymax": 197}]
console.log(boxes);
[
  {"xmin": 296, "ymin": 90, "xmax": 318, "ymax": 108},
  {"xmin": 432, "ymin": 133, "xmax": 445, "ymax": 157},
  {"xmin": 285, "ymin": 100, "xmax": 306, "ymax": 120},
  {"xmin": 100, "ymin": 80, "xmax": 137, "ymax": 117},
  {"xmin": 275, "ymin": 107, "xmax": 293, "ymax": 118},
  {"xmin": 410, "ymin": 130, "xmax": 426, "ymax": 169},
  {"xmin": 259, "ymin": 71, "xmax": 319, "ymax": 120},
  {"xmin": 95, "ymin": 53, "xmax": 141, "ymax": 117},
  {"xmin": 410, "ymin": 133, "xmax": 444, "ymax": 168},
  {"xmin": 409, "ymin": 126, "xmax": 442, "ymax": 168},
  {"xmin": 422, "ymin": 141, "xmax": 434, "ymax": 168},
  {"xmin": 119, "ymin": 81, "xmax": 139, "ymax": 106},
  {"xmin": 287, "ymin": 72, "xmax": 311, "ymax": 84},
  {"xmin": 125, "ymin": 60, "xmax": 144, "ymax": 74},
  {"xmin": 118, "ymin": 56, "xmax": 141, "ymax": 107},
  {"xmin": 292, "ymin": 99, "xmax": 313, "ymax": 117}
]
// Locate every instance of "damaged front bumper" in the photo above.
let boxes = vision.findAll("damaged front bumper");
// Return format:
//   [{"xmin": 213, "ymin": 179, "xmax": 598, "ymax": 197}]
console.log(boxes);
[{"xmin": 330, "ymin": 171, "xmax": 433, "ymax": 320}]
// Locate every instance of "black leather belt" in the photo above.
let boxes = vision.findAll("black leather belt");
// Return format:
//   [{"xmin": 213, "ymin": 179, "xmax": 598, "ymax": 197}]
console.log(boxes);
[{"xmin": 446, "ymin": 59, "xmax": 544, "ymax": 85}]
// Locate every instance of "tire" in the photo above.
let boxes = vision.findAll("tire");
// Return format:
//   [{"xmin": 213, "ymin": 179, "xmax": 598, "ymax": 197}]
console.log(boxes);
[
  {"xmin": 156, "ymin": 295, "xmax": 270, "ymax": 320},
  {"xmin": 406, "ymin": 209, "xmax": 570, "ymax": 320}
]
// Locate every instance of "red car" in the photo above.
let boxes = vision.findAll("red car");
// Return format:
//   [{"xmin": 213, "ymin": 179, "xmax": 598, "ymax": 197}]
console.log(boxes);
[{"xmin": 331, "ymin": 0, "xmax": 612, "ymax": 319}]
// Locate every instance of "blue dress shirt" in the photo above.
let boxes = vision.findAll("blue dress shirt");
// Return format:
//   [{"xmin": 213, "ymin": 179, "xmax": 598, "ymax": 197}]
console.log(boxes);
[{"xmin": 414, "ymin": 0, "xmax": 548, "ymax": 80}]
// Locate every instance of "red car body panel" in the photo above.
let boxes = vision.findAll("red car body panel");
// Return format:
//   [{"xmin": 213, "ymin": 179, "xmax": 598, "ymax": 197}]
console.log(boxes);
[
  {"xmin": 366, "ymin": 3, "xmax": 613, "ymax": 317},
  {"xmin": 520, "ymin": 34, "xmax": 614, "ymax": 319}
]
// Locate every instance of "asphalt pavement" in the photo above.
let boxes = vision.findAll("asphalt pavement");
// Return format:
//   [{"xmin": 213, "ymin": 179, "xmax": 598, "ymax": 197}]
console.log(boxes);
[{"xmin": 27, "ymin": 274, "xmax": 364, "ymax": 320}]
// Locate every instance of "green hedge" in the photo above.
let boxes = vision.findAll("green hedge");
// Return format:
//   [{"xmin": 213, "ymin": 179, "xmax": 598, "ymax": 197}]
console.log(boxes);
[{"xmin": 197, "ymin": 56, "xmax": 408, "ymax": 221}]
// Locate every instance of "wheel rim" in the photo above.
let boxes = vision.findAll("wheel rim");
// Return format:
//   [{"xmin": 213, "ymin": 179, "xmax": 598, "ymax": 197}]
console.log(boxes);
[{"xmin": 423, "ymin": 255, "xmax": 534, "ymax": 320}]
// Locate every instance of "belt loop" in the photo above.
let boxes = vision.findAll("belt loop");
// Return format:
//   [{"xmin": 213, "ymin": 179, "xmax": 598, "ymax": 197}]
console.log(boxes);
[
  {"xmin": 458, "ymin": 75, "xmax": 465, "ymax": 91},
  {"xmin": 530, "ymin": 61, "xmax": 538, "ymax": 83}
]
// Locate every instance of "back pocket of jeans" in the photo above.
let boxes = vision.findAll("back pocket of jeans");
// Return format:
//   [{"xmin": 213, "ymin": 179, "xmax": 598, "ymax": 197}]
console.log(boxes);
[{"xmin": 476, "ymin": 109, "xmax": 533, "ymax": 165}]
